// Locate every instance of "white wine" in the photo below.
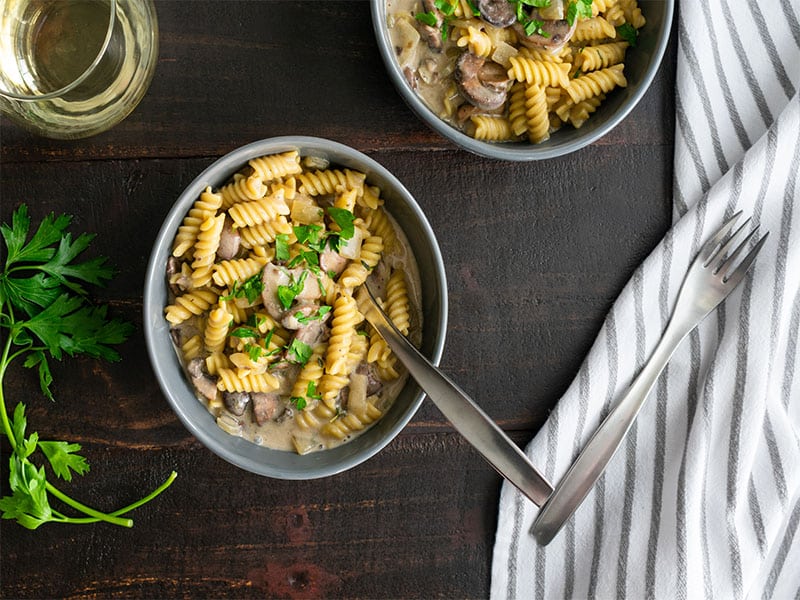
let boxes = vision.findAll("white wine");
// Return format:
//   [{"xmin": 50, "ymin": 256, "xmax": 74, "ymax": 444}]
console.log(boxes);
[
  {"xmin": 27, "ymin": 0, "xmax": 112, "ymax": 93},
  {"xmin": 0, "ymin": 0, "xmax": 158, "ymax": 139}
]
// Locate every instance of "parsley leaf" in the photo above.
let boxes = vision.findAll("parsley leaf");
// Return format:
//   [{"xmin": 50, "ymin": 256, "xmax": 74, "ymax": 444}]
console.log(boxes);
[
  {"xmin": 221, "ymin": 272, "xmax": 264, "ymax": 304},
  {"xmin": 38, "ymin": 441, "xmax": 90, "ymax": 482},
  {"xmin": 326, "ymin": 207, "xmax": 355, "ymax": 241},
  {"xmin": 277, "ymin": 270, "xmax": 309, "ymax": 310},
  {"xmin": 230, "ymin": 326, "xmax": 261, "ymax": 338},
  {"xmin": 289, "ymin": 396, "xmax": 307, "ymax": 410},
  {"xmin": 286, "ymin": 339, "xmax": 313, "ymax": 365},
  {"xmin": 0, "ymin": 205, "xmax": 176, "ymax": 530},
  {"xmin": 566, "ymin": 0, "xmax": 592, "ymax": 26},
  {"xmin": 295, "ymin": 305, "xmax": 331, "ymax": 325},
  {"xmin": 617, "ymin": 22, "xmax": 638, "ymax": 46},
  {"xmin": 275, "ymin": 234, "xmax": 290, "ymax": 262},
  {"xmin": 414, "ymin": 10, "xmax": 438, "ymax": 26}
]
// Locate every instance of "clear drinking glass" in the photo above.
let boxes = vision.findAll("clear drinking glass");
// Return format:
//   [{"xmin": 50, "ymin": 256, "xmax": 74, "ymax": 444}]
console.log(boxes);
[{"xmin": 0, "ymin": 0, "xmax": 158, "ymax": 139}]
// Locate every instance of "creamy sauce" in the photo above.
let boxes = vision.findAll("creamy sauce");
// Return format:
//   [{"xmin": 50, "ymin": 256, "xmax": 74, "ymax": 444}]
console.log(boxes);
[
  {"xmin": 387, "ymin": 0, "xmax": 465, "ymax": 125},
  {"xmin": 166, "ymin": 155, "xmax": 424, "ymax": 454}
]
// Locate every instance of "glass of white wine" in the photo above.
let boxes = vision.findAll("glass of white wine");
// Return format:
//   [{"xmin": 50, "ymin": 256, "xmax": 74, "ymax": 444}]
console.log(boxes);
[{"xmin": 0, "ymin": 0, "xmax": 158, "ymax": 139}]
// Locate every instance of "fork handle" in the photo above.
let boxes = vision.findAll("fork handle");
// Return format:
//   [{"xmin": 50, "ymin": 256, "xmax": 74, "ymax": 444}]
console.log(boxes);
[{"xmin": 531, "ymin": 318, "xmax": 692, "ymax": 545}]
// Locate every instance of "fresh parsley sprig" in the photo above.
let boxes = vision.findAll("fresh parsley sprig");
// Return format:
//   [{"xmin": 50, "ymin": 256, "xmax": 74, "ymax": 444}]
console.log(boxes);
[{"xmin": 0, "ymin": 205, "xmax": 176, "ymax": 529}]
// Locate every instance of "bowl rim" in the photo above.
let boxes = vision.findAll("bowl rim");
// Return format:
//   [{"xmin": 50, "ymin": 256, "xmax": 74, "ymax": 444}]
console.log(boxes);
[
  {"xmin": 143, "ymin": 135, "xmax": 448, "ymax": 479},
  {"xmin": 370, "ymin": 0, "xmax": 676, "ymax": 161}
]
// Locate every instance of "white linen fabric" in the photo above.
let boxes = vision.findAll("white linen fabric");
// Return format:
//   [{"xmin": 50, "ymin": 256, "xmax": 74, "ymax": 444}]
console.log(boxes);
[{"xmin": 491, "ymin": 1, "xmax": 800, "ymax": 598}]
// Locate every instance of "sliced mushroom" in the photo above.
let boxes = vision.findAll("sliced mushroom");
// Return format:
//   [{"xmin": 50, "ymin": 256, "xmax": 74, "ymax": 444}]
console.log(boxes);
[
  {"xmin": 216, "ymin": 217, "xmax": 241, "ymax": 260},
  {"xmin": 513, "ymin": 7, "xmax": 576, "ymax": 52},
  {"xmin": 418, "ymin": 0, "xmax": 444, "ymax": 52},
  {"xmin": 476, "ymin": 0, "xmax": 516, "ymax": 27},
  {"xmin": 252, "ymin": 392, "xmax": 283, "ymax": 425},
  {"xmin": 357, "ymin": 362, "xmax": 383, "ymax": 396},
  {"xmin": 261, "ymin": 263, "xmax": 322, "ymax": 320},
  {"xmin": 319, "ymin": 247, "xmax": 348, "ymax": 276},
  {"xmin": 187, "ymin": 357, "xmax": 218, "ymax": 403},
  {"xmin": 455, "ymin": 52, "xmax": 511, "ymax": 110},
  {"xmin": 223, "ymin": 391, "xmax": 250, "ymax": 416}
]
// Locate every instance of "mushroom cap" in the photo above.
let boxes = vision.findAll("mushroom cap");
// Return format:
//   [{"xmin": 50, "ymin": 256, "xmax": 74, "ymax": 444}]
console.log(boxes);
[
  {"xmin": 513, "ymin": 12, "xmax": 577, "ymax": 53},
  {"xmin": 475, "ymin": 0, "xmax": 516, "ymax": 27},
  {"xmin": 454, "ymin": 52, "xmax": 512, "ymax": 111}
]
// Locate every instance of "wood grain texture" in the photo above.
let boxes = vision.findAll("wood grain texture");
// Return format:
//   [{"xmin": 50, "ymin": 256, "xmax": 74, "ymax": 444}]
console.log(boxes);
[{"xmin": 0, "ymin": 0, "xmax": 677, "ymax": 597}]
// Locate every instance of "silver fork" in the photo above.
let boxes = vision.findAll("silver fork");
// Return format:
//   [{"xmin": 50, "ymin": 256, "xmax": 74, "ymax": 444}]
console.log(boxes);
[{"xmin": 531, "ymin": 212, "xmax": 769, "ymax": 545}]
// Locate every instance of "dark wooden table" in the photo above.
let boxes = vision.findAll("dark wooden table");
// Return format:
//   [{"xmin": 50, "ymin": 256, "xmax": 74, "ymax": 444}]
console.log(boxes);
[{"xmin": 1, "ymin": 1, "xmax": 676, "ymax": 597}]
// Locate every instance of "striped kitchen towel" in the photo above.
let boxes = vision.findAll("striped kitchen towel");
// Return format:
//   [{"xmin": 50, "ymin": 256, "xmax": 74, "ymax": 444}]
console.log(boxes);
[{"xmin": 491, "ymin": 1, "xmax": 800, "ymax": 599}]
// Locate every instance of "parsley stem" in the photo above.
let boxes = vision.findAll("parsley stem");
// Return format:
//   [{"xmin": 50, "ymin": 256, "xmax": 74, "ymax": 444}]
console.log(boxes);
[{"xmin": 45, "ymin": 483, "xmax": 133, "ymax": 527}]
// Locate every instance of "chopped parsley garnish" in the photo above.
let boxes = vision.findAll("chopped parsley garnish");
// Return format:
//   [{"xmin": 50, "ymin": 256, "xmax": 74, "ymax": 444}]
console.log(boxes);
[
  {"xmin": 275, "ymin": 234, "xmax": 290, "ymax": 262},
  {"xmin": 464, "ymin": 0, "xmax": 480, "ymax": 16},
  {"xmin": 326, "ymin": 207, "xmax": 355, "ymax": 241},
  {"xmin": 434, "ymin": 0, "xmax": 455, "ymax": 16},
  {"xmin": 277, "ymin": 270, "xmax": 309, "ymax": 310},
  {"xmin": 616, "ymin": 22, "xmax": 638, "ymax": 46},
  {"xmin": 245, "ymin": 343, "xmax": 264, "ymax": 362},
  {"xmin": 287, "ymin": 339, "xmax": 313, "ymax": 365},
  {"xmin": 295, "ymin": 305, "xmax": 331, "ymax": 325},
  {"xmin": 230, "ymin": 326, "xmax": 261, "ymax": 338},
  {"xmin": 415, "ymin": 10, "xmax": 438, "ymax": 27},
  {"xmin": 287, "ymin": 250, "xmax": 320, "ymax": 270},
  {"xmin": 566, "ymin": 0, "xmax": 592, "ymax": 26},
  {"xmin": 293, "ymin": 224, "xmax": 326, "ymax": 252},
  {"xmin": 289, "ymin": 396, "xmax": 307, "ymax": 410},
  {"xmin": 510, "ymin": 0, "xmax": 550, "ymax": 37},
  {"xmin": 221, "ymin": 272, "xmax": 264, "ymax": 304},
  {"xmin": 524, "ymin": 18, "xmax": 548, "ymax": 37}
]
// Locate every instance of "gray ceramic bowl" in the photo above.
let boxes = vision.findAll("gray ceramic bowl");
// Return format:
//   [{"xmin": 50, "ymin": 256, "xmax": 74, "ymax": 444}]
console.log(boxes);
[
  {"xmin": 371, "ymin": 0, "xmax": 674, "ymax": 160},
  {"xmin": 144, "ymin": 137, "xmax": 448, "ymax": 479}
]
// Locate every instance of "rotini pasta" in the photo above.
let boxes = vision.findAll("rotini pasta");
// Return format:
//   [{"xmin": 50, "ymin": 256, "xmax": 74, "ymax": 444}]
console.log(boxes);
[
  {"xmin": 386, "ymin": 0, "xmax": 646, "ymax": 144},
  {"xmin": 164, "ymin": 152, "xmax": 422, "ymax": 455}
]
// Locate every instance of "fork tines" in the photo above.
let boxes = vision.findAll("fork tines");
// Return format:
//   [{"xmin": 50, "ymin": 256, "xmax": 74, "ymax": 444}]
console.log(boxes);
[{"xmin": 701, "ymin": 212, "xmax": 769, "ymax": 285}]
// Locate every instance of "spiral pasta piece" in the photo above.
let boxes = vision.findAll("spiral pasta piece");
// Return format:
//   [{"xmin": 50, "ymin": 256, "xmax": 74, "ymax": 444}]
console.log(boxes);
[
  {"xmin": 569, "ymin": 94, "xmax": 605, "ymax": 128},
  {"xmin": 507, "ymin": 56, "xmax": 571, "ymax": 87},
  {"xmin": 165, "ymin": 289, "xmax": 218, "ymax": 325},
  {"xmin": 216, "ymin": 368, "xmax": 279, "ymax": 393},
  {"xmin": 248, "ymin": 151, "xmax": 302, "ymax": 183},
  {"xmin": 573, "ymin": 16, "xmax": 617, "ymax": 42},
  {"xmin": 227, "ymin": 190, "xmax": 291, "ymax": 228},
  {"xmin": 204, "ymin": 306, "xmax": 230, "ymax": 353},
  {"xmin": 470, "ymin": 115, "xmax": 514, "ymax": 141},
  {"xmin": 385, "ymin": 269, "xmax": 411, "ymax": 336},
  {"xmin": 576, "ymin": 41, "xmax": 629, "ymax": 72},
  {"xmin": 339, "ymin": 235, "xmax": 384, "ymax": 289},
  {"xmin": 181, "ymin": 334, "xmax": 203, "ymax": 361},
  {"xmin": 294, "ymin": 397, "xmax": 337, "ymax": 433},
  {"xmin": 220, "ymin": 174, "xmax": 267, "ymax": 210},
  {"xmin": 508, "ymin": 82, "xmax": 529, "ymax": 137},
  {"xmin": 238, "ymin": 217, "xmax": 293, "ymax": 248},
  {"xmin": 291, "ymin": 343, "xmax": 327, "ymax": 399},
  {"xmin": 456, "ymin": 25, "xmax": 493, "ymax": 58},
  {"xmin": 205, "ymin": 351, "xmax": 230, "ymax": 376},
  {"xmin": 363, "ymin": 208, "xmax": 396, "ymax": 251},
  {"xmin": 358, "ymin": 185, "xmax": 383, "ymax": 210},
  {"xmin": 297, "ymin": 169, "xmax": 366, "ymax": 196},
  {"xmin": 324, "ymin": 294, "xmax": 363, "ymax": 376},
  {"xmin": 322, "ymin": 400, "xmax": 382, "ymax": 440},
  {"xmin": 212, "ymin": 256, "xmax": 268, "ymax": 288},
  {"xmin": 191, "ymin": 214, "xmax": 225, "ymax": 288},
  {"xmin": 172, "ymin": 187, "xmax": 223, "ymax": 258},
  {"xmin": 524, "ymin": 84, "xmax": 550, "ymax": 144},
  {"xmin": 564, "ymin": 63, "xmax": 626, "ymax": 104}
]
